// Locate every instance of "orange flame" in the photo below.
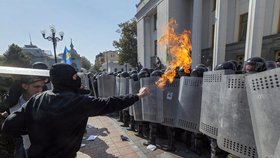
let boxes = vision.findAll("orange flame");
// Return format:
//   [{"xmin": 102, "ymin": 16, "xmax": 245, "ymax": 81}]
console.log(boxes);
[{"xmin": 156, "ymin": 18, "xmax": 192, "ymax": 88}]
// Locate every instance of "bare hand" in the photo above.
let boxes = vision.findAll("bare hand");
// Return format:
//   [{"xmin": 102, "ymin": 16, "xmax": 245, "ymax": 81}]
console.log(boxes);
[{"xmin": 137, "ymin": 87, "xmax": 150, "ymax": 99}]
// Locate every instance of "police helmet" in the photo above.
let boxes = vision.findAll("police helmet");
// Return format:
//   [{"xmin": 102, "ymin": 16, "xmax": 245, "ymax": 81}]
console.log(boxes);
[
  {"xmin": 140, "ymin": 68, "xmax": 149, "ymax": 73},
  {"xmin": 138, "ymin": 71, "xmax": 150, "ymax": 78},
  {"xmin": 178, "ymin": 66, "xmax": 188, "ymax": 77},
  {"xmin": 148, "ymin": 68, "xmax": 154, "ymax": 74},
  {"xmin": 120, "ymin": 72, "xmax": 130, "ymax": 78},
  {"xmin": 129, "ymin": 70, "xmax": 138, "ymax": 75},
  {"xmin": 244, "ymin": 57, "xmax": 267, "ymax": 73},
  {"xmin": 150, "ymin": 70, "xmax": 163, "ymax": 77},
  {"xmin": 228, "ymin": 60, "xmax": 238, "ymax": 69},
  {"xmin": 191, "ymin": 66, "xmax": 208, "ymax": 77},
  {"xmin": 195, "ymin": 64, "xmax": 207, "ymax": 69},
  {"xmin": 265, "ymin": 60, "xmax": 277, "ymax": 70},
  {"xmin": 130, "ymin": 73, "xmax": 139, "ymax": 81},
  {"xmin": 215, "ymin": 61, "xmax": 237, "ymax": 72},
  {"xmin": 108, "ymin": 72, "xmax": 115, "ymax": 76}
]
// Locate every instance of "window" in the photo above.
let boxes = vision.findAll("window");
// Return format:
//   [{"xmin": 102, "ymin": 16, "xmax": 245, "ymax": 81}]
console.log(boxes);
[
  {"xmin": 239, "ymin": 13, "xmax": 248, "ymax": 41},
  {"xmin": 153, "ymin": 13, "xmax": 157, "ymax": 31},
  {"xmin": 154, "ymin": 40, "xmax": 157, "ymax": 56},
  {"xmin": 114, "ymin": 68, "xmax": 117, "ymax": 72},
  {"xmin": 212, "ymin": 0, "xmax": 216, "ymax": 11},
  {"xmin": 129, "ymin": 68, "xmax": 132, "ymax": 71},
  {"xmin": 121, "ymin": 68, "xmax": 124, "ymax": 71},
  {"xmin": 275, "ymin": 50, "xmax": 280, "ymax": 61}
]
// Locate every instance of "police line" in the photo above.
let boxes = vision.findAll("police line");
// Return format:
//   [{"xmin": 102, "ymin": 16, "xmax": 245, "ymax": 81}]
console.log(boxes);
[
  {"xmin": 1, "ymin": 65, "xmax": 275, "ymax": 158},
  {"xmin": 96, "ymin": 68, "xmax": 280, "ymax": 158}
]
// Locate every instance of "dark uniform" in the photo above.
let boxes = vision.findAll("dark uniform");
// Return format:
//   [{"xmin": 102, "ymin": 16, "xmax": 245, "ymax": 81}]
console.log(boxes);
[{"xmin": 2, "ymin": 63, "xmax": 141, "ymax": 158}]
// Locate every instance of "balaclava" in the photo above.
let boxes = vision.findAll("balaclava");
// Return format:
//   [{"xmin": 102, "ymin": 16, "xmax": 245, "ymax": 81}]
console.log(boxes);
[{"xmin": 50, "ymin": 63, "xmax": 81, "ymax": 92}]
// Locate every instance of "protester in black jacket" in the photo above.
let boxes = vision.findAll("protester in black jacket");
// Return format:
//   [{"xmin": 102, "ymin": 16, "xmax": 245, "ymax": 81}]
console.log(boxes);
[{"xmin": 1, "ymin": 63, "xmax": 150, "ymax": 158}]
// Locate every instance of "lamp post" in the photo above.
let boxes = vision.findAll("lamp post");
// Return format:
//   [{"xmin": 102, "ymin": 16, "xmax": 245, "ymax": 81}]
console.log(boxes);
[{"xmin": 41, "ymin": 25, "xmax": 64, "ymax": 63}]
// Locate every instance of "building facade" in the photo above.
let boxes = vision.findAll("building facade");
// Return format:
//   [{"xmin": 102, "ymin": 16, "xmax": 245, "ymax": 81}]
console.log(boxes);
[
  {"xmin": 21, "ymin": 42, "xmax": 60, "ymax": 68},
  {"xmin": 95, "ymin": 50, "xmax": 133, "ymax": 73},
  {"xmin": 136, "ymin": 0, "xmax": 280, "ymax": 70}
]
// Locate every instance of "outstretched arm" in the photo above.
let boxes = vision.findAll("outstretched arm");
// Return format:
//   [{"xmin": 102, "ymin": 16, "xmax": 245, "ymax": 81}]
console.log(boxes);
[{"xmin": 84, "ymin": 87, "xmax": 150, "ymax": 116}]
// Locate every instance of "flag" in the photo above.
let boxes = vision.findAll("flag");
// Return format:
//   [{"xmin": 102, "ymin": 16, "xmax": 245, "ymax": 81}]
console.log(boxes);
[{"xmin": 63, "ymin": 47, "xmax": 72, "ymax": 65}]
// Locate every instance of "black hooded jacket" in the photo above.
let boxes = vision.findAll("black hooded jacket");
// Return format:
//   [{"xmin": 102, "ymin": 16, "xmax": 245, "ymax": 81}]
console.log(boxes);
[
  {"xmin": 2, "ymin": 90, "xmax": 139, "ymax": 158},
  {"xmin": 1, "ymin": 63, "xmax": 140, "ymax": 158}
]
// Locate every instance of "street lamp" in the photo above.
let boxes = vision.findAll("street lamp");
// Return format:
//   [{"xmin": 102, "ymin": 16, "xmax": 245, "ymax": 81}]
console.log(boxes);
[{"xmin": 41, "ymin": 24, "xmax": 64, "ymax": 63}]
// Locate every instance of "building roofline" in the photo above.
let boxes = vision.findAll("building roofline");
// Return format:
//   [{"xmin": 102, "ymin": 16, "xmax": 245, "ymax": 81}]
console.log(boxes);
[{"xmin": 135, "ymin": 0, "xmax": 162, "ymax": 21}]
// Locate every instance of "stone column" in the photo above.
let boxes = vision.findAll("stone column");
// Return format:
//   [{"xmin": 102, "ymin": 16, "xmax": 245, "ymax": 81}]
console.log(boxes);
[
  {"xmin": 244, "ymin": 0, "xmax": 266, "ymax": 60},
  {"xmin": 191, "ymin": 0, "xmax": 203, "ymax": 67},
  {"xmin": 212, "ymin": 0, "xmax": 228, "ymax": 70}
]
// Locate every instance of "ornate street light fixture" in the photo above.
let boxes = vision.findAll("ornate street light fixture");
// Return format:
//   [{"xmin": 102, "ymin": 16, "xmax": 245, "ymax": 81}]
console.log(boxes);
[{"xmin": 41, "ymin": 24, "xmax": 64, "ymax": 63}]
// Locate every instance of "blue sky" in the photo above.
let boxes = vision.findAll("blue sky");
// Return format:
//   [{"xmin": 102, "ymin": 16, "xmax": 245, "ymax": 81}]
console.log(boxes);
[{"xmin": 0, "ymin": 0, "xmax": 139, "ymax": 63}]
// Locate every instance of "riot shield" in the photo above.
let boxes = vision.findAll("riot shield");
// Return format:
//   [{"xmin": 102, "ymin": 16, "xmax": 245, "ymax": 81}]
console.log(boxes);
[
  {"xmin": 78, "ymin": 72, "xmax": 90, "ymax": 90},
  {"xmin": 274, "ymin": 138, "xmax": 280, "ymax": 158},
  {"xmin": 0, "ymin": 66, "xmax": 49, "ymax": 77},
  {"xmin": 103, "ymin": 75, "xmax": 115, "ymax": 97},
  {"xmin": 119, "ymin": 77, "xmax": 129, "ymax": 95},
  {"xmin": 97, "ymin": 75, "xmax": 103, "ymax": 97},
  {"xmin": 115, "ymin": 76, "xmax": 120, "ymax": 96},
  {"xmin": 175, "ymin": 76, "xmax": 203, "ymax": 133},
  {"xmin": 129, "ymin": 79, "xmax": 141, "ymax": 119},
  {"xmin": 217, "ymin": 74, "xmax": 257, "ymax": 158},
  {"xmin": 140, "ymin": 76, "xmax": 163, "ymax": 123},
  {"xmin": 199, "ymin": 70, "xmax": 235, "ymax": 139},
  {"xmin": 120, "ymin": 77, "xmax": 130, "ymax": 111},
  {"xmin": 129, "ymin": 103, "xmax": 134, "ymax": 116},
  {"xmin": 97, "ymin": 74, "xmax": 116, "ymax": 97},
  {"xmin": 246, "ymin": 68, "xmax": 280, "ymax": 158},
  {"xmin": 161, "ymin": 79, "xmax": 180, "ymax": 127},
  {"xmin": 88, "ymin": 74, "xmax": 97, "ymax": 97}
]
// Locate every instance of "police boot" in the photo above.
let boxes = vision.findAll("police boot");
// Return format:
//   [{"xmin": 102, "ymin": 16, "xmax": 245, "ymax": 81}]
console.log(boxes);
[
  {"xmin": 142, "ymin": 122, "xmax": 150, "ymax": 139},
  {"xmin": 162, "ymin": 127, "xmax": 176, "ymax": 152},
  {"xmin": 135, "ymin": 121, "xmax": 144, "ymax": 137},
  {"xmin": 121, "ymin": 109, "xmax": 129, "ymax": 127},
  {"xmin": 143, "ymin": 123, "xmax": 157, "ymax": 146},
  {"xmin": 191, "ymin": 133, "xmax": 203, "ymax": 154},
  {"xmin": 210, "ymin": 138, "xmax": 228, "ymax": 158},
  {"xmin": 127, "ymin": 116, "xmax": 135, "ymax": 131},
  {"xmin": 185, "ymin": 130, "xmax": 192, "ymax": 148}
]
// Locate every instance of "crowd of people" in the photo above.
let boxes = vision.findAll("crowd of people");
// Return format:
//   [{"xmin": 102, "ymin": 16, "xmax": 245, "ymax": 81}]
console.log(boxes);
[
  {"xmin": 0, "ymin": 63, "xmax": 150, "ymax": 158},
  {"xmin": 0, "ymin": 57, "xmax": 278, "ymax": 158}
]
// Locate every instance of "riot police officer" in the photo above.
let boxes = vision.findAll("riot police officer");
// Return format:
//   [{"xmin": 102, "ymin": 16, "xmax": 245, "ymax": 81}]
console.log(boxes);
[
  {"xmin": 127, "ymin": 72, "xmax": 139, "ymax": 131},
  {"xmin": 142, "ymin": 69, "xmax": 162, "ymax": 147},
  {"xmin": 120, "ymin": 71, "xmax": 130, "ymax": 127},
  {"xmin": 243, "ymin": 57, "xmax": 267, "ymax": 73}
]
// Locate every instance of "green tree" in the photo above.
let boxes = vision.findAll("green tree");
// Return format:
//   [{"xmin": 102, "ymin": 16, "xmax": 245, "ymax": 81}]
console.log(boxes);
[
  {"xmin": 90, "ymin": 64, "xmax": 101, "ymax": 74},
  {"xmin": 80, "ymin": 56, "xmax": 92, "ymax": 70},
  {"xmin": 3, "ymin": 44, "xmax": 31, "ymax": 67},
  {"xmin": 0, "ymin": 55, "xmax": 5, "ymax": 66},
  {"xmin": 113, "ymin": 19, "xmax": 137, "ymax": 67}
]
